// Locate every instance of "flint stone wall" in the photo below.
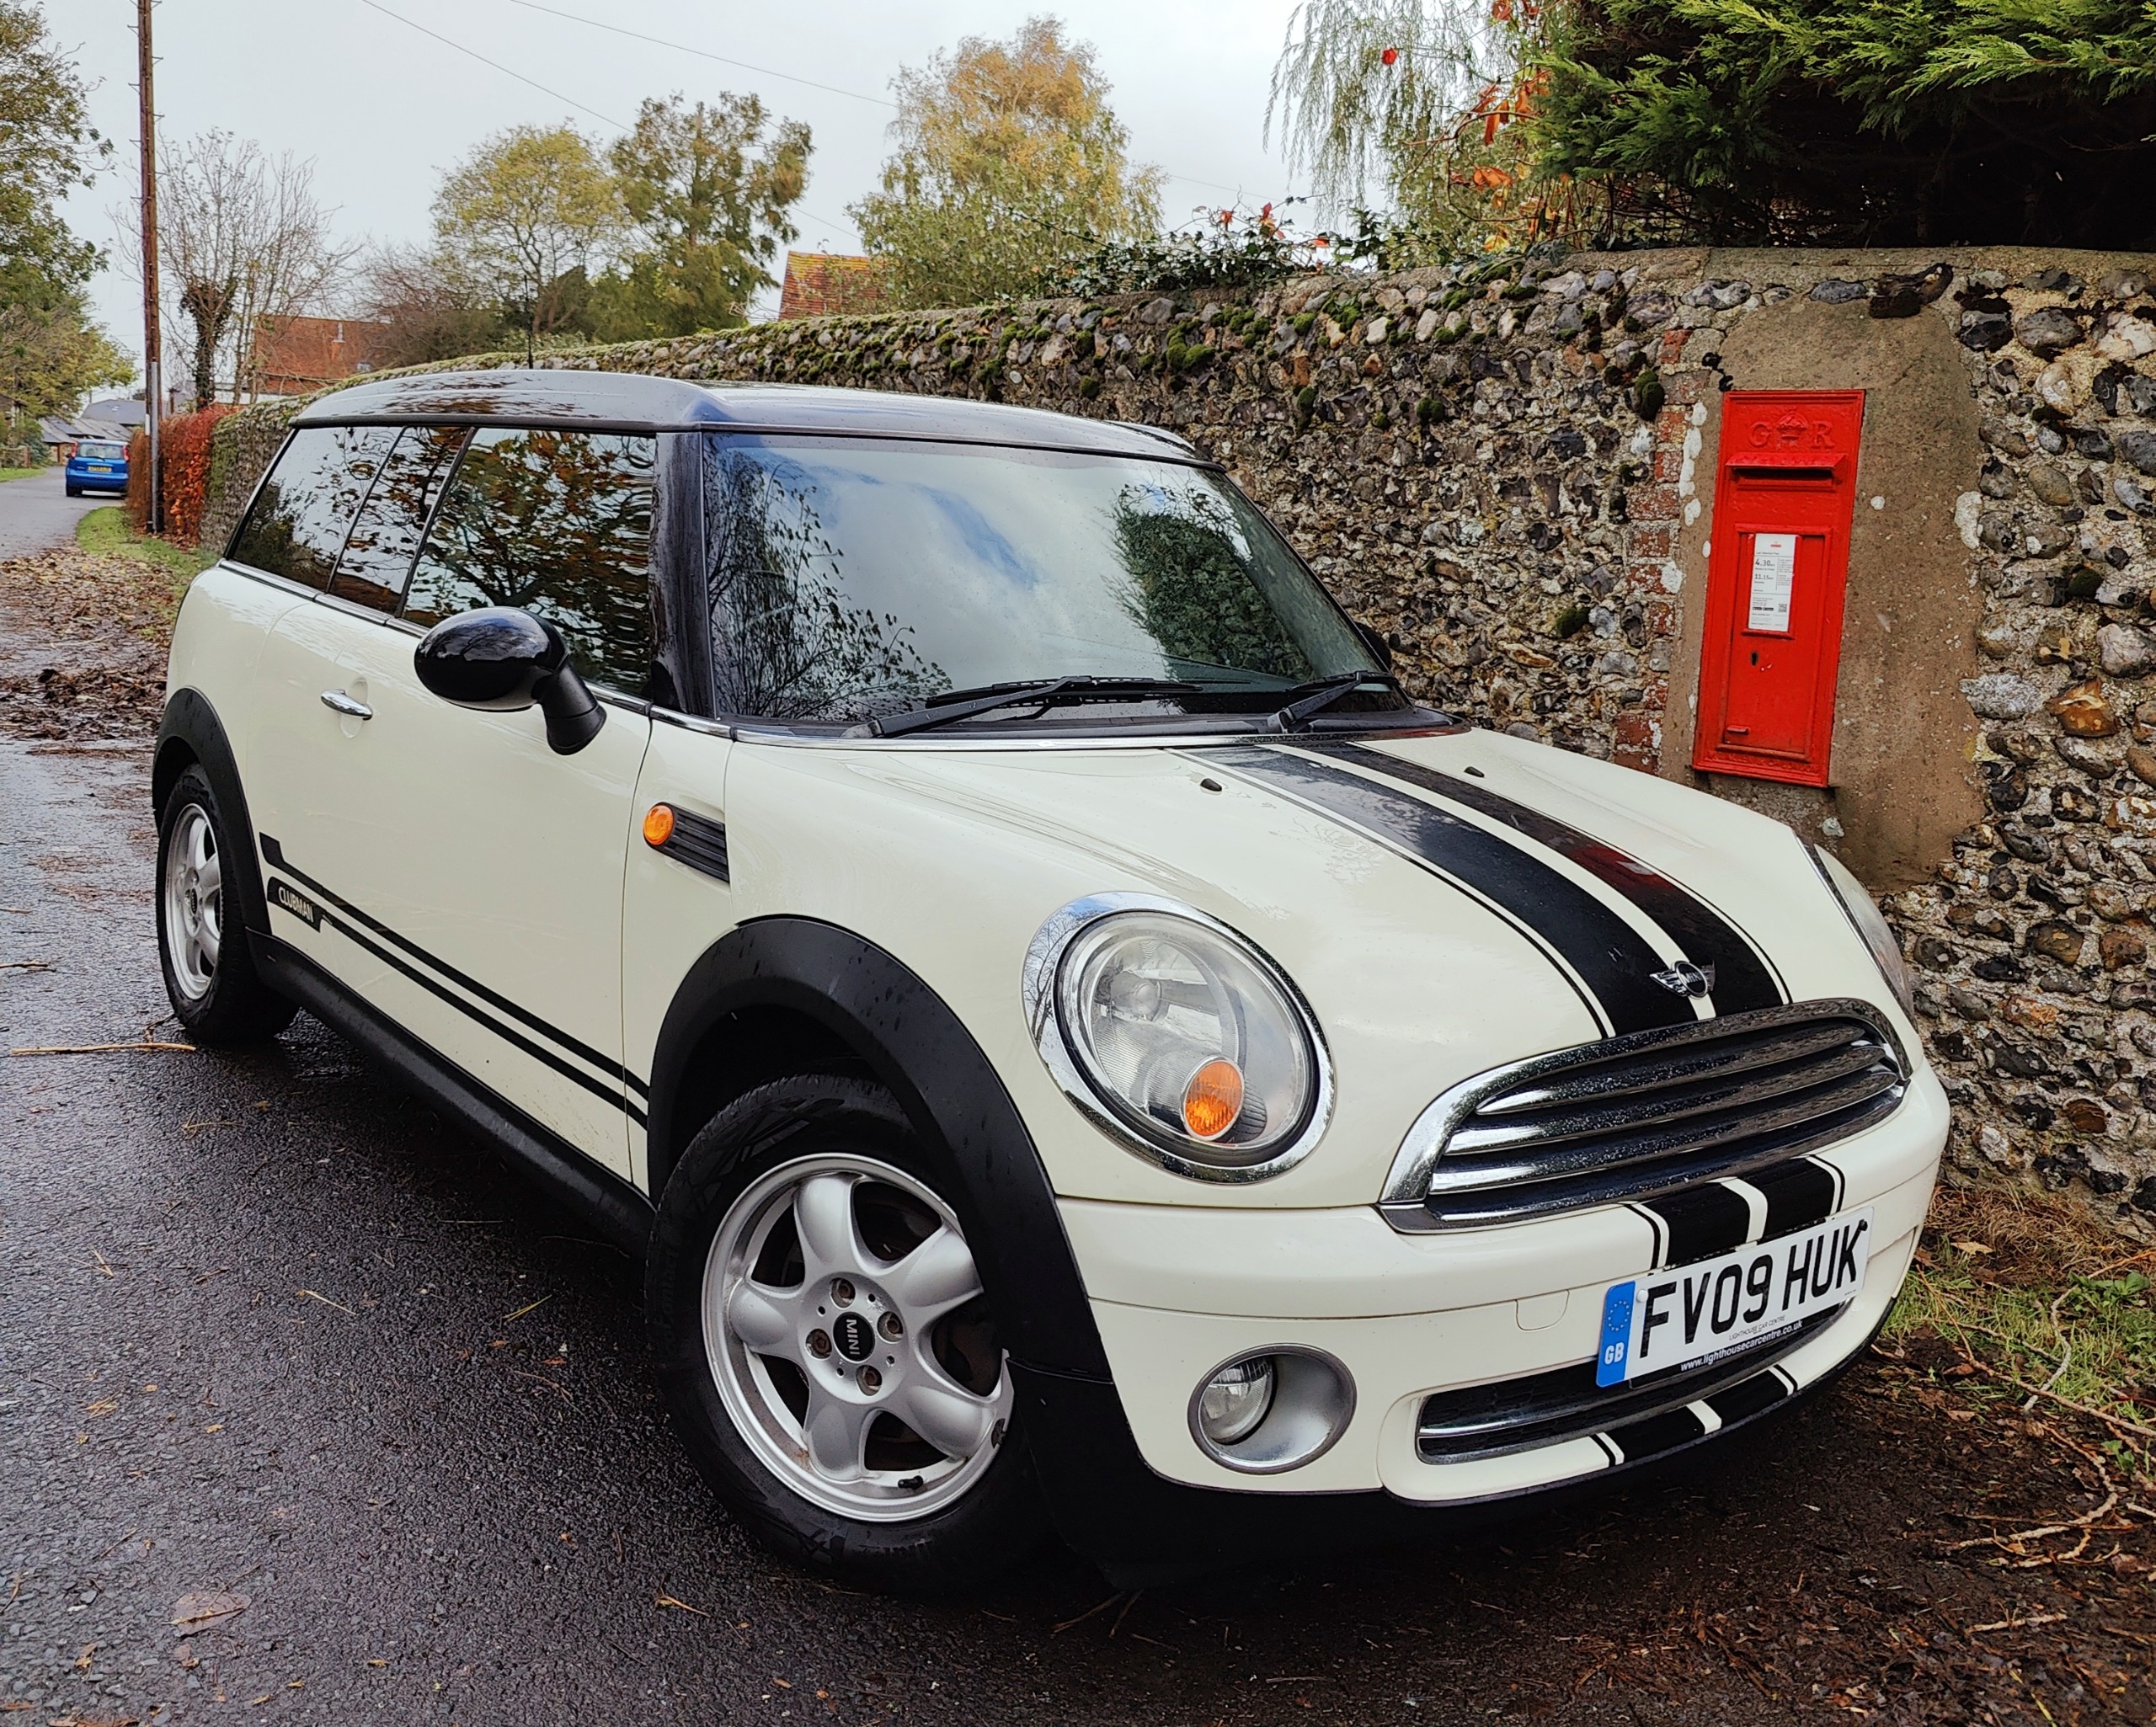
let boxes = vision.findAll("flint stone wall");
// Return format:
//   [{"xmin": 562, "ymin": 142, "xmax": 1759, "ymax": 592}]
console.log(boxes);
[{"xmin": 198, "ymin": 245, "xmax": 2156, "ymax": 1233}]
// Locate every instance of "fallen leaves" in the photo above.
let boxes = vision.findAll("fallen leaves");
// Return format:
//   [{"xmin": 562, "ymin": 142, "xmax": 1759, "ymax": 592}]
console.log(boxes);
[
  {"xmin": 169, "ymin": 1590, "xmax": 248, "ymax": 1630},
  {"xmin": 653, "ymin": 1591, "xmax": 707, "ymax": 1615}
]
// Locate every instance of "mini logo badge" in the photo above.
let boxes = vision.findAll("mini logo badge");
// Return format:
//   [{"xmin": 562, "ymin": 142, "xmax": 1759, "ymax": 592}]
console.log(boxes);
[
  {"xmin": 833, "ymin": 1312, "xmax": 874, "ymax": 1362},
  {"xmin": 1651, "ymin": 958, "xmax": 1716, "ymax": 999}
]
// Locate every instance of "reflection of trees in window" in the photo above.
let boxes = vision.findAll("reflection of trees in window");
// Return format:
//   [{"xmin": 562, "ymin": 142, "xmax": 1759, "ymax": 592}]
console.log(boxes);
[
  {"xmin": 232, "ymin": 425, "xmax": 397, "ymax": 587},
  {"xmin": 406, "ymin": 429, "xmax": 655, "ymax": 690},
  {"xmin": 333, "ymin": 425, "xmax": 466, "ymax": 610},
  {"xmin": 1113, "ymin": 485, "xmax": 1314, "ymax": 682},
  {"xmin": 704, "ymin": 443, "xmax": 943, "ymax": 722}
]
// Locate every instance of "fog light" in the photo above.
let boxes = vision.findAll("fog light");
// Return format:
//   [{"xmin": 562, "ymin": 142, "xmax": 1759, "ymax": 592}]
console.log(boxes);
[
  {"xmin": 1187, "ymin": 1347, "xmax": 1356, "ymax": 1474},
  {"xmin": 1197, "ymin": 1356, "xmax": 1275, "ymax": 1444}
]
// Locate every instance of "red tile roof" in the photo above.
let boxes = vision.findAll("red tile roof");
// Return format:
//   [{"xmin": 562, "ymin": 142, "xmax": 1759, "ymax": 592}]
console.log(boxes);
[
  {"xmin": 250, "ymin": 315, "xmax": 394, "ymax": 396},
  {"xmin": 777, "ymin": 253, "xmax": 886, "ymax": 321}
]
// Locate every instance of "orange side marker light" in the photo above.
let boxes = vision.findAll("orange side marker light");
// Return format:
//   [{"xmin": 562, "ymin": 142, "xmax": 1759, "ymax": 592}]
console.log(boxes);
[
  {"xmin": 1182, "ymin": 1058, "xmax": 1245, "ymax": 1141},
  {"xmin": 643, "ymin": 804, "xmax": 676, "ymax": 848}
]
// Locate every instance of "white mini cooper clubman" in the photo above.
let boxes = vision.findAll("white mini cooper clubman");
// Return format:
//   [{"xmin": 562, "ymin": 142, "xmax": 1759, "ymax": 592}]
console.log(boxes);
[{"xmin": 155, "ymin": 370, "xmax": 1948, "ymax": 1591}]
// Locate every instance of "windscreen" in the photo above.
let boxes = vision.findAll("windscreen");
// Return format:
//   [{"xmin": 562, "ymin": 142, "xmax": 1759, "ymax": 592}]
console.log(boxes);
[
  {"xmin": 78, "ymin": 442, "xmax": 125, "ymax": 460},
  {"xmin": 701, "ymin": 434, "xmax": 1379, "ymax": 724}
]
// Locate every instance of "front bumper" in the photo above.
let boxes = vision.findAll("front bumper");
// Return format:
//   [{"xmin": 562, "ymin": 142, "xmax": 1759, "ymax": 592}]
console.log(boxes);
[{"xmin": 1054, "ymin": 1064, "xmax": 1947, "ymax": 1505}]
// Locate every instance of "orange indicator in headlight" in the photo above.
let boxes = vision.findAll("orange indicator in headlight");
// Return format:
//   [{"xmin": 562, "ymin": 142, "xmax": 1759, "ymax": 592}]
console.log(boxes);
[
  {"xmin": 1182, "ymin": 1058, "xmax": 1245, "ymax": 1140},
  {"xmin": 643, "ymin": 803, "xmax": 676, "ymax": 847}
]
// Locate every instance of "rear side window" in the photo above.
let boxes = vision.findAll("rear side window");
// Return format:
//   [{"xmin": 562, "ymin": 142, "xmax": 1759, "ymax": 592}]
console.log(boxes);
[
  {"xmin": 404, "ymin": 427, "xmax": 657, "ymax": 692},
  {"xmin": 329, "ymin": 425, "xmax": 466, "ymax": 614},
  {"xmin": 229, "ymin": 425, "xmax": 399, "ymax": 588}
]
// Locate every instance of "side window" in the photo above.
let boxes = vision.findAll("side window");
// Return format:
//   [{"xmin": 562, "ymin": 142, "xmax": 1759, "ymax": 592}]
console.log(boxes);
[
  {"xmin": 404, "ymin": 427, "xmax": 656, "ymax": 692},
  {"xmin": 228, "ymin": 425, "xmax": 399, "ymax": 588},
  {"xmin": 328, "ymin": 426, "xmax": 466, "ymax": 615}
]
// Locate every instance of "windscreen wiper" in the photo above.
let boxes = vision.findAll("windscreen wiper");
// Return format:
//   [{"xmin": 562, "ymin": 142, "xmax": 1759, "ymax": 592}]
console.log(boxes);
[
  {"xmin": 858, "ymin": 676, "xmax": 1201, "ymax": 739},
  {"xmin": 1272, "ymin": 670, "xmax": 1404, "ymax": 732}
]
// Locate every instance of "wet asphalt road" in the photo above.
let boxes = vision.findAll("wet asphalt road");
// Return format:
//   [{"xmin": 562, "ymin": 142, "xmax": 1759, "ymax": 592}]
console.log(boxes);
[{"xmin": 0, "ymin": 471, "xmax": 110, "ymax": 561}]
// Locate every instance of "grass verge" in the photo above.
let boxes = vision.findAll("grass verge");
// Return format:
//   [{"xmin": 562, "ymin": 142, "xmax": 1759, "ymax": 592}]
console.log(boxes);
[
  {"xmin": 1891, "ymin": 1180, "xmax": 2156, "ymax": 1475},
  {"xmin": 76, "ymin": 504, "xmax": 215, "ymax": 584},
  {"xmin": 0, "ymin": 466, "xmax": 47, "ymax": 482}
]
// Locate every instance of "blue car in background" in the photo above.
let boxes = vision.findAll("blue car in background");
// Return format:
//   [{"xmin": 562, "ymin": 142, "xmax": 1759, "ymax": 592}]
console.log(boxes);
[{"xmin": 65, "ymin": 439, "xmax": 129, "ymax": 498}]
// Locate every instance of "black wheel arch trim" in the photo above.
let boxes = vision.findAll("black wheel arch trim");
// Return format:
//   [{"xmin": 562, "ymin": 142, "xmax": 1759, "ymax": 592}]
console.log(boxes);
[
  {"xmin": 155, "ymin": 690, "xmax": 270, "ymax": 941},
  {"xmin": 645, "ymin": 915, "xmax": 1112, "ymax": 1380}
]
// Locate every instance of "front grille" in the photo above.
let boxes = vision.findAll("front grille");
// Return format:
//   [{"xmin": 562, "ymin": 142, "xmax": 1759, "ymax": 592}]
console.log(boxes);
[
  {"xmin": 1381, "ymin": 1000, "xmax": 1907, "ymax": 1230},
  {"xmin": 1417, "ymin": 1306, "xmax": 1836, "ymax": 1463}
]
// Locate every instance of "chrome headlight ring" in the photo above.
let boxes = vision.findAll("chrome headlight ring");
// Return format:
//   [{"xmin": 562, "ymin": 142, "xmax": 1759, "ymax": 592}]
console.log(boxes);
[{"xmin": 1022, "ymin": 893, "xmax": 1334, "ymax": 1183}]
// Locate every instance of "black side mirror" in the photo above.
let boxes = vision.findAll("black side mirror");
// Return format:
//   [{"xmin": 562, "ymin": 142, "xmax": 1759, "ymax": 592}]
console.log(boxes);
[
  {"xmin": 1354, "ymin": 620, "xmax": 1396, "ymax": 672},
  {"xmin": 414, "ymin": 607, "xmax": 605, "ymax": 755}
]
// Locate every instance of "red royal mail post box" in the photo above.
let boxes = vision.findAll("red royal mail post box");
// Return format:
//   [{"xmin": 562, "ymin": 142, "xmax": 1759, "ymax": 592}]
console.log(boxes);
[{"xmin": 1692, "ymin": 390, "xmax": 1865, "ymax": 786}]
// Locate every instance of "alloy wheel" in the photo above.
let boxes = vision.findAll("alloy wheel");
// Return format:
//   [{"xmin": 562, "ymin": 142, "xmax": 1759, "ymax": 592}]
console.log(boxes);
[
  {"xmin": 702, "ymin": 1153, "xmax": 1013, "ymax": 1522},
  {"xmin": 162, "ymin": 803, "xmax": 222, "ymax": 1001}
]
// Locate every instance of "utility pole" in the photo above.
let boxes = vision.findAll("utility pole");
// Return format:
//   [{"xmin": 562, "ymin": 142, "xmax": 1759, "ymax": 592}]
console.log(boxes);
[{"xmin": 136, "ymin": 0, "xmax": 161, "ymax": 535}]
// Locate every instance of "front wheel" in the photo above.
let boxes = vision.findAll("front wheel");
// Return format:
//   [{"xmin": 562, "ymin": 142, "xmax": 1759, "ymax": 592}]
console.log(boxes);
[
  {"xmin": 156, "ymin": 765, "xmax": 294, "ymax": 1045},
  {"xmin": 646, "ymin": 1075, "xmax": 1050, "ymax": 1592}
]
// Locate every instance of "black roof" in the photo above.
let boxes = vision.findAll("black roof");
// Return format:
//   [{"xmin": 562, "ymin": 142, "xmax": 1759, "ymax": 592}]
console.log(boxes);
[{"xmin": 291, "ymin": 369, "xmax": 1203, "ymax": 461}]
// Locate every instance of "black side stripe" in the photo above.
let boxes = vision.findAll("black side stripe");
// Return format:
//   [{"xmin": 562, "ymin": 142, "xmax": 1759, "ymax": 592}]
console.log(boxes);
[
  {"xmin": 1304, "ymin": 740, "xmax": 1787, "ymax": 1012},
  {"xmin": 259, "ymin": 834, "xmax": 650, "ymax": 1106},
  {"xmin": 1198, "ymin": 747, "xmax": 1693, "ymax": 1036}
]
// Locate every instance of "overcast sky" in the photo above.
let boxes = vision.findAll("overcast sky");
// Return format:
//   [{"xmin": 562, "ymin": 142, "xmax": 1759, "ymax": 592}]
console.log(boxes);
[{"xmin": 50, "ymin": 0, "xmax": 1318, "ymax": 383}]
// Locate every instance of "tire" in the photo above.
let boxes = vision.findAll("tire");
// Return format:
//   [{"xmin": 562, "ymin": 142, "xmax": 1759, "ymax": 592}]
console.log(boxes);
[
  {"xmin": 647, "ymin": 1074, "xmax": 1052, "ymax": 1593},
  {"xmin": 156, "ymin": 764, "xmax": 295, "ymax": 1045},
  {"xmin": 64, "ymin": 484, "xmax": 78, "ymax": 497}
]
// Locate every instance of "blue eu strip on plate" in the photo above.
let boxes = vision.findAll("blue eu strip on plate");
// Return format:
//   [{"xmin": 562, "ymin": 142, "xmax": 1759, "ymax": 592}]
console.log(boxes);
[{"xmin": 1597, "ymin": 1279, "xmax": 1636, "ymax": 1388}]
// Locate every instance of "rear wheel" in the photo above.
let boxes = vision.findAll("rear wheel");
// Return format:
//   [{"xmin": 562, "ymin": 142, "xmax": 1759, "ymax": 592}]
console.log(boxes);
[
  {"xmin": 647, "ymin": 1074, "xmax": 1050, "ymax": 1592},
  {"xmin": 156, "ymin": 765, "xmax": 294, "ymax": 1046}
]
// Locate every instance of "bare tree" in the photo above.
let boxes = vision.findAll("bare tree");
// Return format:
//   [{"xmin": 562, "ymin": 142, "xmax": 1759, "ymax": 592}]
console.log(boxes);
[
  {"xmin": 113, "ymin": 131, "xmax": 355, "ymax": 403},
  {"xmin": 354, "ymin": 242, "xmax": 506, "ymax": 369}
]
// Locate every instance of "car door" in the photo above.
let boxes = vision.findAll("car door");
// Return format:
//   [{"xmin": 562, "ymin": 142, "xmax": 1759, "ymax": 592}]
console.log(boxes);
[{"xmin": 246, "ymin": 423, "xmax": 659, "ymax": 1179}]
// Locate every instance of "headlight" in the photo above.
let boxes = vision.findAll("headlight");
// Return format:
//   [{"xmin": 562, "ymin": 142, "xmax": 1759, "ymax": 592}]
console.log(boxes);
[
  {"xmin": 1023, "ymin": 895, "xmax": 1332, "ymax": 1181},
  {"xmin": 1812, "ymin": 845, "xmax": 1914, "ymax": 1017}
]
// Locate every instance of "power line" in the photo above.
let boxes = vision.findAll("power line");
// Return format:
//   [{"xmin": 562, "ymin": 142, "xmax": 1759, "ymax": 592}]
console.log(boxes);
[
  {"xmin": 505, "ymin": 0, "xmax": 1252, "ymax": 200},
  {"xmin": 355, "ymin": 0, "xmax": 627, "ymax": 130},
  {"xmin": 354, "ymin": 0, "xmax": 860, "ymax": 237},
  {"xmin": 507, "ymin": 0, "xmax": 898, "ymax": 109}
]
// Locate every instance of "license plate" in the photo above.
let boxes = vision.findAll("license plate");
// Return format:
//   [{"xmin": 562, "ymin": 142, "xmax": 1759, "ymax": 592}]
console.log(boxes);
[{"xmin": 1595, "ymin": 1207, "xmax": 1873, "ymax": 1388}]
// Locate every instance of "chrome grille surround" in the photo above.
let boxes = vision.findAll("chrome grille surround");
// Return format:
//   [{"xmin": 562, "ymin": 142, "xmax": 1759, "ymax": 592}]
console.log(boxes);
[{"xmin": 1379, "ymin": 999, "xmax": 1908, "ymax": 1232}]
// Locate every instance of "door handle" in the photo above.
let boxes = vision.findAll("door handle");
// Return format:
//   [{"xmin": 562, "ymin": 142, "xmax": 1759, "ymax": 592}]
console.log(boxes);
[{"xmin": 320, "ymin": 690, "xmax": 373, "ymax": 720}]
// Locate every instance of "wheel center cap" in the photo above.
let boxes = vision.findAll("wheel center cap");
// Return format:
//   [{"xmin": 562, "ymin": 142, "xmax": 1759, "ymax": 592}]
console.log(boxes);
[{"xmin": 832, "ymin": 1311, "xmax": 875, "ymax": 1362}]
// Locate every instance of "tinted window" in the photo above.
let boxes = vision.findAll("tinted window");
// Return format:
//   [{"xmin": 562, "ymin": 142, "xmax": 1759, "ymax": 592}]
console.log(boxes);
[
  {"xmin": 700, "ymin": 434, "xmax": 1374, "ymax": 723},
  {"xmin": 405, "ymin": 428, "xmax": 656, "ymax": 691},
  {"xmin": 78, "ymin": 442, "xmax": 125, "ymax": 460},
  {"xmin": 329, "ymin": 426, "xmax": 466, "ymax": 614},
  {"xmin": 229, "ymin": 425, "xmax": 399, "ymax": 588}
]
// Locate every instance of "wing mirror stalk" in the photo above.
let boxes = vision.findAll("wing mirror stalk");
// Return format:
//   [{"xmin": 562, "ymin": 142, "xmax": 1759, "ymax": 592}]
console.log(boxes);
[{"xmin": 414, "ymin": 606, "xmax": 606, "ymax": 755}]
